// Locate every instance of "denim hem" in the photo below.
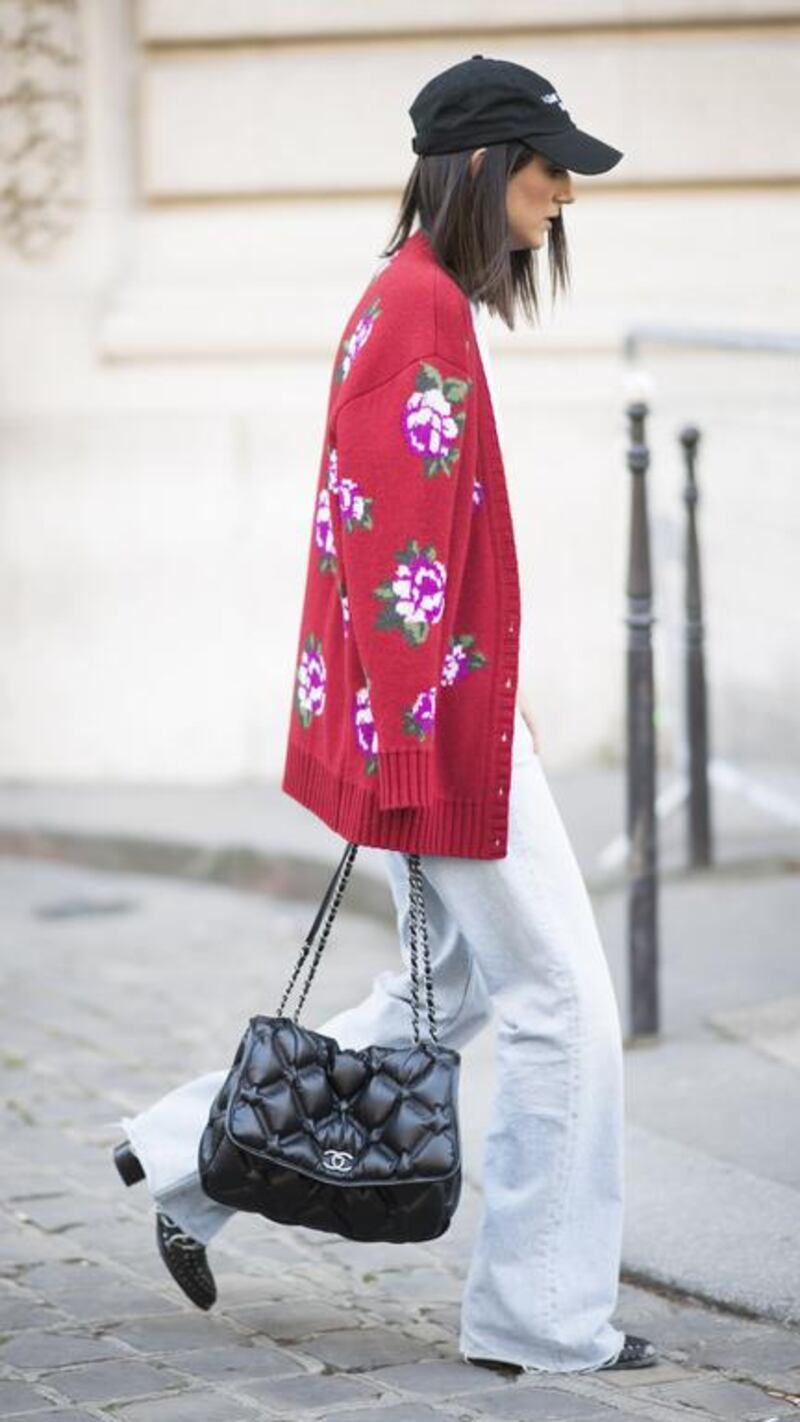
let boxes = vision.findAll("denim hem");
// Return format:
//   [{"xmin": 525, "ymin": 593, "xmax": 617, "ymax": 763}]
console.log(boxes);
[{"xmin": 460, "ymin": 1343, "xmax": 625, "ymax": 1375}]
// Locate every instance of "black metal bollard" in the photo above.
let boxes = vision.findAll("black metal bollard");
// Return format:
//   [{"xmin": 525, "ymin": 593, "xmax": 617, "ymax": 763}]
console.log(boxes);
[
  {"xmin": 625, "ymin": 401, "xmax": 660, "ymax": 1039},
  {"xmin": 679, "ymin": 425, "xmax": 714, "ymax": 869}
]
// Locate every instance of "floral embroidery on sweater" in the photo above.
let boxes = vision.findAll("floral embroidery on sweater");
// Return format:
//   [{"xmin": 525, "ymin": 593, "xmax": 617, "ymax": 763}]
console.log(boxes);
[
  {"xmin": 403, "ymin": 685, "xmax": 437, "ymax": 740},
  {"xmin": 402, "ymin": 361, "xmax": 471, "ymax": 478},
  {"xmin": 327, "ymin": 443, "xmax": 373, "ymax": 533},
  {"xmin": 295, "ymin": 632, "xmax": 326, "ymax": 727},
  {"xmin": 441, "ymin": 632, "xmax": 488, "ymax": 685},
  {"xmin": 401, "ymin": 633, "xmax": 487, "ymax": 740},
  {"xmin": 339, "ymin": 587, "xmax": 350, "ymax": 638},
  {"xmin": 373, "ymin": 537, "xmax": 446, "ymax": 646},
  {"xmin": 333, "ymin": 296, "xmax": 382, "ymax": 384},
  {"xmin": 353, "ymin": 683, "xmax": 379, "ymax": 774},
  {"xmin": 314, "ymin": 486, "xmax": 338, "ymax": 574}
]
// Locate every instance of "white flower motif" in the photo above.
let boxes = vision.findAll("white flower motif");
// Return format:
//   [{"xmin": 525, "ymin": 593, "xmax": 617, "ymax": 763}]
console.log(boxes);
[
  {"xmin": 403, "ymin": 386, "xmax": 459, "ymax": 460},
  {"xmin": 314, "ymin": 486, "xmax": 337, "ymax": 558},
  {"xmin": 392, "ymin": 555, "xmax": 446, "ymax": 626}
]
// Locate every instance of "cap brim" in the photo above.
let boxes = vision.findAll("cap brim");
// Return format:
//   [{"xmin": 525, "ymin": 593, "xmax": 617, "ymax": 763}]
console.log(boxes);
[{"xmin": 521, "ymin": 126, "xmax": 623, "ymax": 175}]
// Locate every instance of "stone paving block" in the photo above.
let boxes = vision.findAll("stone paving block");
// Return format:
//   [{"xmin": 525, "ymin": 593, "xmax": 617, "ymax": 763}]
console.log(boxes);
[
  {"xmin": 17, "ymin": 1260, "xmax": 118, "ymax": 1295},
  {"xmin": 226, "ymin": 1297, "xmax": 365, "ymax": 1342},
  {"xmin": 0, "ymin": 1329, "xmax": 131, "ymax": 1371},
  {"xmin": 460, "ymin": 1380, "xmax": 622, "ymax": 1419},
  {"xmin": 291, "ymin": 1325, "xmax": 434, "ymax": 1372},
  {"xmin": 312, "ymin": 1406, "xmax": 472, "ymax": 1422},
  {"xmin": 211, "ymin": 1232, "xmax": 300, "ymax": 1266},
  {"xmin": 102, "ymin": 1311, "xmax": 252, "ymax": 1354},
  {"xmin": 0, "ymin": 1379, "xmax": 57, "ymax": 1415},
  {"xmin": 8, "ymin": 1196, "xmax": 91, "ymax": 1234},
  {"xmin": 316, "ymin": 1239, "xmax": 436, "ymax": 1273},
  {"xmin": 354, "ymin": 1298, "xmax": 452, "ymax": 1332},
  {"xmin": 0, "ymin": 1284, "xmax": 70, "ymax": 1332},
  {"xmin": 635, "ymin": 1373, "xmax": 798, "ymax": 1417},
  {"xmin": 109, "ymin": 1390, "xmax": 261, "ymax": 1422},
  {"xmin": 279, "ymin": 1259, "xmax": 364, "ymax": 1297},
  {"xmin": 3, "ymin": 1413, "xmax": 99, "ymax": 1422},
  {"xmin": 30, "ymin": 1278, "xmax": 182, "ymax": 1323},
  {"xmin": 167, "ymin": 1340, "xmax": 313, "ymax": 1382},
  {"xmin": 359, "ymin": 1356, "xmax": 516, "ymax": 1398},
  {"xmin": 212, "ymin": 1271, "xmax": 312, "ymax": 1308},
  {"xmin": 414, "ymin": 1302, "xmax": 460, "ymax": 1333},
  {"xmin": 233, "ymin": 1369, "xmax": 385, "ymax": 1412},
  {"xmin": 355, "ymin": 1267, "xmax": 464, "ymax": 1304},
  {"xmin": 35, "ymin": 1359, "xmax": 187, "ymax": 1406},
  {"xmin": 678, "ymin": 1320, "xmax": 800, "ymax": 1380},
  {"xmin": 0, "ymin": 1230, "xmax": 81, "ymax": 1271}
]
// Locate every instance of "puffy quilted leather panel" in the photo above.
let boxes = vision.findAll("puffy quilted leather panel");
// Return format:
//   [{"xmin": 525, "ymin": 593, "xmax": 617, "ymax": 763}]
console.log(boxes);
[{"xmin": 198, "ymin": 1016, "xmax": 462, "ymax": 1243}]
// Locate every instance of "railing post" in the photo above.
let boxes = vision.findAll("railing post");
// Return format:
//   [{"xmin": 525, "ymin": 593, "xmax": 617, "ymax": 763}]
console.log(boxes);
[
  {"xmin": 679, "ymin": 425, "xmax": 714, "ymax": 868},
  {"xmin": 625, "ymin": 401, "xmax": 660, "ymax": 1039}
]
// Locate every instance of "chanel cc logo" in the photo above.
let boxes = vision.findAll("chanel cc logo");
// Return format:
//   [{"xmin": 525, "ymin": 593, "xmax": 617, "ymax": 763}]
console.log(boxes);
[{"xmin": 322, "ymin": 1148, "xmax": 355, "ymax": 1173}]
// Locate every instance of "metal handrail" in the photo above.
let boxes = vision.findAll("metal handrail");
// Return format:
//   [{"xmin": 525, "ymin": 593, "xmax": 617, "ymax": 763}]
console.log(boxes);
[{"xmin": 624, "ymin": 324, "xmax": 800, "ymax": 362}]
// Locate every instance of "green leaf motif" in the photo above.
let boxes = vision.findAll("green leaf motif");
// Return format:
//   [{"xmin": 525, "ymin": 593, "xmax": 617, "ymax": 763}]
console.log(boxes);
[
  {"xmin": 442, "ymin": 377, "xmax": 470, "ymax": 403},
  {"xmin": 416, "ymin": 362, "xmax": 443, "ymax": 392}
]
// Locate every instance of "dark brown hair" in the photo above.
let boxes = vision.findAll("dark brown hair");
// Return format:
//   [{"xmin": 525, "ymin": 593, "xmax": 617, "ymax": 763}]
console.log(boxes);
[{"xmin": 380, "ymin": 141, "xmax": 571, "ymax": 330}]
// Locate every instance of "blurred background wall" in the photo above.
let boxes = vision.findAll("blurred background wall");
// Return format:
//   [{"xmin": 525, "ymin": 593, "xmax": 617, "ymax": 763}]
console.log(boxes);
[{"xmin": 1, "ymin": 0, "xmax": 798, "ymax": 783}]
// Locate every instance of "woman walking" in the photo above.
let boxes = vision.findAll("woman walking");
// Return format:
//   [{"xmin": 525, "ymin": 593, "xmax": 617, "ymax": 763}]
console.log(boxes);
[{"xmin": 115, "ymin": 54, "xmax": 658, "ymax": 1375}]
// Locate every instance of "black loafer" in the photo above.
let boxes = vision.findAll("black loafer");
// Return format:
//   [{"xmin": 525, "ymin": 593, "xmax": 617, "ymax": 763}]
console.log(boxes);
[
  {"xmin": 155, "ymin": 1210, "xmax": 216, "ymax": 1311},
  {"xmin": 466, "ymin": 1332, "xmax": 658, "ymax": 1375},
  {"xmin": 113, "ymin": 1139, "xmax": 145, "ymax": 1187}
]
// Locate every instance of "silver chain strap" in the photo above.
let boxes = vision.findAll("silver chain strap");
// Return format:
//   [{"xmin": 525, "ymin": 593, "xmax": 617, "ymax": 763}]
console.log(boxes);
[{"xmin": 276, "ymin": 843, "xmax": 439, "ymax": 1044}]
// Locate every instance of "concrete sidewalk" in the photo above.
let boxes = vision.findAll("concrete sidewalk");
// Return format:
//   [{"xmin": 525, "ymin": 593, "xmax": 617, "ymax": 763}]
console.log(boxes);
[{"xmin": 1, "ymin": 766, "xmax": 799, "ymax": 1420}]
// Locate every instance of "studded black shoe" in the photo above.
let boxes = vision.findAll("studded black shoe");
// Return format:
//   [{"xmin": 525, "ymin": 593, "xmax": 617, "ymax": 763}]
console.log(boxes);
[
  {"xmin": 155, "ymin": 1210, "xmax": 217, "ymax": 1311},
  {"xmin": 596, "ymin": 1333, "xmax": 658, "ymax": 1369},
  {"xmin": 465, "ymin": 1332, "xmax": 658, "ymax": 1376}
]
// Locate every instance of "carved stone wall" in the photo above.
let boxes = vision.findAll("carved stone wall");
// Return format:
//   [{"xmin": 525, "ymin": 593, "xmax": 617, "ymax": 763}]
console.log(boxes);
[{"xmin": 0, "ymin": 0, "xmax": 84, "ymax": 259}]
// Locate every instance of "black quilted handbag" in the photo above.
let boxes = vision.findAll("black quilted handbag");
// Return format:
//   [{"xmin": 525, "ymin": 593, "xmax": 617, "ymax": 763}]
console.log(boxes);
[{"xmin": 197, "ymin": 841, "xmax": 462, "ymax": 1243}]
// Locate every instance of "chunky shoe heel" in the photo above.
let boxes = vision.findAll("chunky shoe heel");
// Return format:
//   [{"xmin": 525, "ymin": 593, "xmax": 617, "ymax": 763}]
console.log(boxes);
[{"xmin": 113, "ymin": 1140, "xmax": 145, "ymax": 1186}]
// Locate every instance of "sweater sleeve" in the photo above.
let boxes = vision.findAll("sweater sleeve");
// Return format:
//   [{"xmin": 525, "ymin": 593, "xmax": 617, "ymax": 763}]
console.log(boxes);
[{"xmin": 331, "ymin": 351, "xmax": 472, "ymax": 811}]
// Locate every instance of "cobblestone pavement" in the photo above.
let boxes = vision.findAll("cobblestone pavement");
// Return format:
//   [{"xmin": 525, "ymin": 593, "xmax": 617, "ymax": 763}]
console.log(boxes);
[{"xmin": 2, "ymin": 855, "xmax": 800, "ymax": 1422}]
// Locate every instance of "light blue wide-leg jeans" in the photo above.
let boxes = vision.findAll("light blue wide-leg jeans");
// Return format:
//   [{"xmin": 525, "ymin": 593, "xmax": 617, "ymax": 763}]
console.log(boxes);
[{"xmin": 121, "ymin": 704, "xmax": 626, "ymax": 1373}]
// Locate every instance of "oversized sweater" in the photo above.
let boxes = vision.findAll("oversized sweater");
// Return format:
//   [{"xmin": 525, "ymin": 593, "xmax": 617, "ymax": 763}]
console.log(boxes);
[{"xmin": 280, "ymin": 225, "xmax": 521, "ymax": 859}]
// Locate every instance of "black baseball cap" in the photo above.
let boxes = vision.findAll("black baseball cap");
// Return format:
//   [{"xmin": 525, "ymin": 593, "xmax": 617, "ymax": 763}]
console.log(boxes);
[{"xmin": 409, "ymin": 54, "xmax": 623, "ymax": 175}]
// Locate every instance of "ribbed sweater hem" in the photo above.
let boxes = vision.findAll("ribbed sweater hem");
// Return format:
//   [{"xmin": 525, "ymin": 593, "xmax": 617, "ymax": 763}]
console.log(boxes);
[{"xmin": 281, "ymin": 739, "xmax": 505, "ymax": 860}]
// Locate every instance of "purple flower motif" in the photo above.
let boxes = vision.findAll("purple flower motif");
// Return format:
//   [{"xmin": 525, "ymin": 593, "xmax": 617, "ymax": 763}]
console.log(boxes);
[
  {"xmin": 353, "ymin": 684, "xmax": 378, "ymax": 774},
  {"xmin": 340, "ymin": 588, "xmax": 350, "ymax": 638},
  {"xmin": 333, "ymin": 296, "xmax": 382, "ymax": 384},
  {"xmin": 402, "ymin": 361, "xmax": 471, "ymax": 478},
  {"xmin": 336, "ymin": 477, "xmax": 373, "ymax": 532},
  {"xmin": 327, "ymin": 443, "xmax": 373, "ymax": 533},
  {"xmin": 473, "ymin": 477, "xmax": 485, "ymax": 507},
  {"xmin": 373, "ymin": 537, "xmax": 446, "ymax": 647},
  {"xmin": 295, "ymin": 632, "xmax": 326, "ymax": 728},
  {"xmin": 403, "ymin": 685, "xmax": 437, "ymax": 741},
  {"xmin": 314, "ymin": 486, "xmax": 338, "ymax": 574},
  {"xmin": 440, "ymin": 632, "xmax": 488, "ymax": 687}
]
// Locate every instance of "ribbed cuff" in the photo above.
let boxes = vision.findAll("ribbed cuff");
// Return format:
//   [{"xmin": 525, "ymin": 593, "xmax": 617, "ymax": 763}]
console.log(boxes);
[{"xmin": 377, "ymin": 747, "xmax": 433, "ymax": 810}]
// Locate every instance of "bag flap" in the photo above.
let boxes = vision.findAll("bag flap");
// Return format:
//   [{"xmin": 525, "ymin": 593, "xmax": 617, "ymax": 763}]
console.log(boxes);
[{"xmin": 223, "ymin": 1016, "xmax": 461, "ymax": 1188}]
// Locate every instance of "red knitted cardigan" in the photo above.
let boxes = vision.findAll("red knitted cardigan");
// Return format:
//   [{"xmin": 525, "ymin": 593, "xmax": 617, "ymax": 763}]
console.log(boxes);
[{"xmin": 280, "ymin": 225, "xmax": 521, "ymax": 859}]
